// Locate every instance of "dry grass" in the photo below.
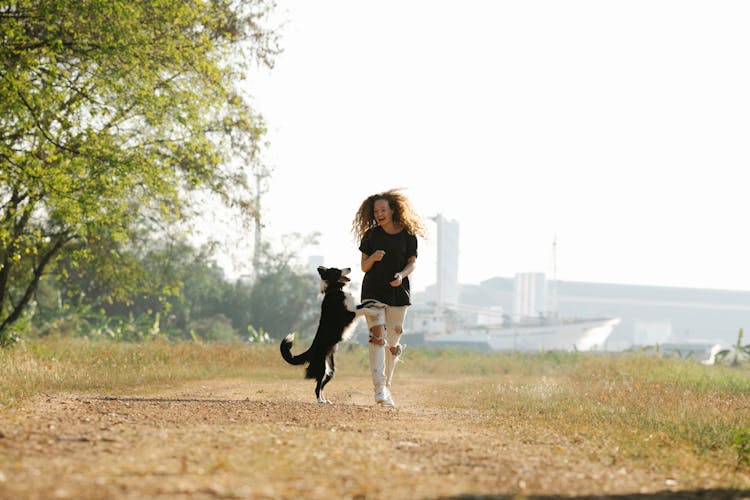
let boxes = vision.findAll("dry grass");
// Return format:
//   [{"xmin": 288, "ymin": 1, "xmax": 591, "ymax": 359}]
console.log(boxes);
[
  {"xmin": 0, "ymin": 337, "xmax": 282, "ymax": 406},
  {"xmin": 1, "ymin": 338, "xmax": 749, "ymax": 498},
  {"xmin": 1, "ymin": 338, "xmax": 748, "ymax": 471},
  {"xmin": 403, "ymin": 352, "xmax": 750, "ymax": 472}
]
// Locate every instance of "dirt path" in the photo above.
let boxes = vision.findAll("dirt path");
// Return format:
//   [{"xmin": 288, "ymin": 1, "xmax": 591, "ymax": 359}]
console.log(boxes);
[{"xmin": 0, "ymin": 376, "xmax": 747, "ymax": 499}]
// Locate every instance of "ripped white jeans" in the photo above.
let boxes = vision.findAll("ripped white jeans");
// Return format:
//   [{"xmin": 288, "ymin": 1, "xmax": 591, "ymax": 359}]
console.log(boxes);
[{"xmin": 365, "ymin": 302, "xmax": 408, "ymax": 388}]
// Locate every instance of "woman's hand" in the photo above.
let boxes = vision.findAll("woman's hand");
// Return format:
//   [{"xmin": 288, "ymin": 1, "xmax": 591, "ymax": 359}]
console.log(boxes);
[
  {"xmin": 389, "ymin": 273, "xmax": 403, "ymax": 287},
  {"xmin": 371, "ymin": 250, "xmax": 386, "ymax": 262},
  {"xmin": 361, "ymin": 250, "xmax": 385, "ymax": 273}
]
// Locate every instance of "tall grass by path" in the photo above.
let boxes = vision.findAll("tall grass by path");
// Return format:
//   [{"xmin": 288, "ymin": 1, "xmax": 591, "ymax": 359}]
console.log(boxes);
[
  {"xmin": 410, "ymin": 351, "xmax": 750, "ymax": 469},
  {"xmin": 0, "ymin": 337, "xmax": 284, "ymax": 406},
  {"xmin": 2, "ymin": 338, "xmax": 749, "ymax": 405}
]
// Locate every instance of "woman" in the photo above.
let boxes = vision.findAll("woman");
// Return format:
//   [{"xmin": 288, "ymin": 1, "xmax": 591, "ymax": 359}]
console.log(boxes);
[{"xmin": 352, "ymin": 189, "xmax": 427, "ymax": 406}]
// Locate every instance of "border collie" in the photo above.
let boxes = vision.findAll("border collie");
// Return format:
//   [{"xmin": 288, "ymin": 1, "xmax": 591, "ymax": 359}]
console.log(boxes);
[{"xmin": 280, "ymin": 266, "xmax": 374, "ymax": 403}]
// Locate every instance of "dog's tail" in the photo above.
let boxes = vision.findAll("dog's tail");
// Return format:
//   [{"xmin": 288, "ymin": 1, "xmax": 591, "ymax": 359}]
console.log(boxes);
[{"xmin": 280, "ymin": 333, "xmax": 308, "ymax": 365}]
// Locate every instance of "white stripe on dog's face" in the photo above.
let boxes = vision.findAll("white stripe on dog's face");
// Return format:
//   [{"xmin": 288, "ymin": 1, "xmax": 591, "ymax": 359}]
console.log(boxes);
[{"xmin": 318, "ymin": 266, "xmax": 352, "ymax": 289}]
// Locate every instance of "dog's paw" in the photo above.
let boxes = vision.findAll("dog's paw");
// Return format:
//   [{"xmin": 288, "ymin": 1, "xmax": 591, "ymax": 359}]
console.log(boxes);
[
  {"xmin": 357, "ymin": 299, "xmax": 386, "ymax": 310},
  {"xmin": 361, "ymin": 307, "xmax": 380, "ymax": 318}
]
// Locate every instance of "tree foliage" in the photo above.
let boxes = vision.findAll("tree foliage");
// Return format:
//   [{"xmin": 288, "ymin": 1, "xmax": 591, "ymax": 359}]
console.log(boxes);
[
  {"xmin": 27, "ymin": 233, "xmax": 322, "ymax": 343},
  {"xmin": 248, "ymin": 234, "xmax": 321, "ymax": 340},
  {"xmin": 0, "ymin": 0, "xmax": 279, "ymax": 342}
]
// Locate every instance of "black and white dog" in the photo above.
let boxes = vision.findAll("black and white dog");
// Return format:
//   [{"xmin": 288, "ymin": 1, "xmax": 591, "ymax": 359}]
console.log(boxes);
[{"xmin": 280, "ymin": 266, "xmax": 374, "ymax": 403}]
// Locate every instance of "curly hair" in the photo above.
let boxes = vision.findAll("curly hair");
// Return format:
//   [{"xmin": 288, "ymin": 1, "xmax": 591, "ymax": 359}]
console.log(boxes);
[{"xmin": 352, "ymin": 188, "xmax": 428, "ymax": 242}]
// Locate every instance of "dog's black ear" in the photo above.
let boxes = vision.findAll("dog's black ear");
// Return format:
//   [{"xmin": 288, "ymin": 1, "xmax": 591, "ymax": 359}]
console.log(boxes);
[{"xmin": 317, "ymin": 266, "xmax": 327, "ymax": 277}]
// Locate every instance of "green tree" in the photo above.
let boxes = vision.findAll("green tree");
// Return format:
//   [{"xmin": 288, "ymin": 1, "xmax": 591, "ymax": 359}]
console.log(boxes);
[
  {"xmin": 156, "ymin": 240, "xmax": 232, "ymax": 336},
  {"xmin": 248, "ymin": 234, "xmax": 320, "ymax": 340},
  {"xmin": 32, "ymin": 233, "xmax": 323, "ymax": 343},
  {"xmin": 54, "ymin": 236, "xmax": 225, "ymax": 337},
  {"xmin": 0, "ymin": 0, "xmax": 279, "ymax": 343}
]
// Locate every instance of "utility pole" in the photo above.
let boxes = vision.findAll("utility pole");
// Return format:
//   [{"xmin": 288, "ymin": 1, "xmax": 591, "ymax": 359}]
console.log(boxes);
[{"xmin": 548, "ymin": 235, "xmax": 559, "ymax": 319}]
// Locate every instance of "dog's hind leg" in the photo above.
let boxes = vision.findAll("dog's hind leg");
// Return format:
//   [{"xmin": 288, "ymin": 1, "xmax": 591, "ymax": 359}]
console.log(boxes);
[
  {"xmin": 315, "ymin": 375, "xmax": 330, "ymax": 403},
  {"xmin": 316, "ymin": 353, "xmax": 335, "ymax": 404},
  {"xmin": 315, "ymin": 378, "xmax": 327, "ymax": 404}
]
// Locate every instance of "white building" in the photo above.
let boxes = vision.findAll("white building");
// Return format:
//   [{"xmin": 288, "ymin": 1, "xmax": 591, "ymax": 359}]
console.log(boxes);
[
  {"xmin": 432, "ymin": 214, "xmax": 459, "ymax": 305},
  {"xmin": 512, "ymin": 272, "xmax": 547, "ymax": 322}
]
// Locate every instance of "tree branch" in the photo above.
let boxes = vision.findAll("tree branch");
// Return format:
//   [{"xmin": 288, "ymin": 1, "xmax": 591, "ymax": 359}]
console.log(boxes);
[{"xmin": 0, "ymin": 232, "xmax": 72, "ymax": 334}]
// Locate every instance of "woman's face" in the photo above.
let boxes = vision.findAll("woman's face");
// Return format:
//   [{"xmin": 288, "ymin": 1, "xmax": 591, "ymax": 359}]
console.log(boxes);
[{"xmin": 373, "ymin": 199, "xmax": 393, "ymax": 227}]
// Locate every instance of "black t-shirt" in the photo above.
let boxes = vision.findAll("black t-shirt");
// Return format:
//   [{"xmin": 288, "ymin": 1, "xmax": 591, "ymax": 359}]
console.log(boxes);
[{"xmin": 359, "ymin": 226, "xmax": 418, "ymax": 306}]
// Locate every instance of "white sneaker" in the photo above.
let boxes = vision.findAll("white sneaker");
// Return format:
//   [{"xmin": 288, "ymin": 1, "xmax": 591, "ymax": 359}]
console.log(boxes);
[{"xmin": 375, "ymin": 387, "xmax": 395, "ymax": 407}]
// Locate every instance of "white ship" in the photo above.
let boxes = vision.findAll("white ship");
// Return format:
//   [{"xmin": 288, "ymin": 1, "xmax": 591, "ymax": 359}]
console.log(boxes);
[
  {"xmin": 407, "ymin": 303, "xmax": 621, "ymax": 352},
  {"xmin": 411, "ymin": 220, "xmax": 620, "ymax": 352}
]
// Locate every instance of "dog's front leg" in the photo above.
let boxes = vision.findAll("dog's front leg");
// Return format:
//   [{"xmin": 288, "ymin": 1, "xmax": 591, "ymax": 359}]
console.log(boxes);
[
  {"xmin": 354, "ymin": 298, "xmax": 386, "ymax": 317},
  {"xmin": 354, "ymin": 307, "xmax": 379, "ymax": 319},
  {"xmin": 346, "ymin": 293, "xmax": 381, "ymax": 319}
]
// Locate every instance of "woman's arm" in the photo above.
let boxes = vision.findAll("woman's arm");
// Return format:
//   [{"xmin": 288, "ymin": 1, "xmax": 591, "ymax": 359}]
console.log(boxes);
[
  {"xmin": 361, "ymin": 250, "xmax": 386, "ymax": 273},
  {"xmin": 390, "ymin": 256, "xmax": 417, "ymax": 286}
]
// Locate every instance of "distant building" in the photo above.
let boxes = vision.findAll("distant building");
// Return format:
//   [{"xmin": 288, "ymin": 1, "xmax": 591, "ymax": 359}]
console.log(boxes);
[
  {"xmin": 415, "ymin": 277, "xmax": 750, "ymax": 352},
  {"xmin": 413, "ymin": 215, "xmax": 749, "ymax": 354},
  {"xmin": 552, "ymin": 281, "xmax": 750, "ymax": 350},
  {"xmin": 512, "ymin": 272, "xmax": 547, "ymax": 322},
  {"xmin": 431, "ymin": 214, "xmax": 459, "ymax": 305},
  {"xmin": 633, "ymin": 320, "xmax": 672, "ymax": 345}
]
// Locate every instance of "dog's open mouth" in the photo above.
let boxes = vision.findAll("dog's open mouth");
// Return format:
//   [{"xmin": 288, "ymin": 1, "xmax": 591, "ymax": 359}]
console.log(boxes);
[{"xmin": 339, "ymin": 268, "xmax": 352, "ymax": 283}]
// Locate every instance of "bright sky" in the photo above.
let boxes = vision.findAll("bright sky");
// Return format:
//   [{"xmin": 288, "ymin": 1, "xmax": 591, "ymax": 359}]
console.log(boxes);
[{"xmin": 224, "ymin": 0, "xmax": 750, "ymax": 293}]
